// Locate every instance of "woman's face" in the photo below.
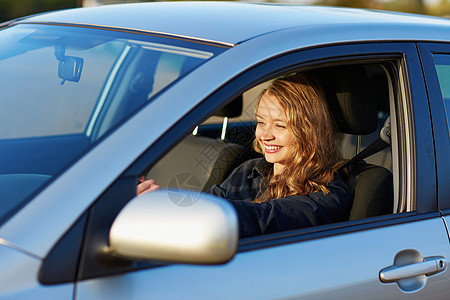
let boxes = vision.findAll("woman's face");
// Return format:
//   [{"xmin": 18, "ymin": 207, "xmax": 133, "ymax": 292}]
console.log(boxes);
[{"xmin": 255, "ymin": 92, "xmax": 295, "ymax": 174}]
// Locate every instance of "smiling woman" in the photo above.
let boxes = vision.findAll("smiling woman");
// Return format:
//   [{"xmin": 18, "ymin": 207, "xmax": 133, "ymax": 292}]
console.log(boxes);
[
  {"xmin": 254, "ymin": 74, "xmax": 343, "ymax": 199},
  {"xmin": 138, "ymin": 73, "xmax": 351, "ymax": 237},
  {"xmin": 255, "ymin": 92, "xmax": 293, "ymax": 172},
  {"xmin": 207, "ymin": 74, "xmax": 350, "ymax": 237}
]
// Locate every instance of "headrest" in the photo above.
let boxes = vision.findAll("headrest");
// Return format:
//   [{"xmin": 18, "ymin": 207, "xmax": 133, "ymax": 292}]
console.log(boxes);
[
  {"xmin": 312, "ymin": 65, "xmax": 378, "ymax": 135},
  {"xmin": 369, "ymin": 71, "xmax": 390, "ymax": 113},
  {"xmin": 214, "ymin": 95, "xmax": 243, "ymax": 118},
  {"xmin": 380, "ymin": 116, "xmax": 391, "ymax": 145}
]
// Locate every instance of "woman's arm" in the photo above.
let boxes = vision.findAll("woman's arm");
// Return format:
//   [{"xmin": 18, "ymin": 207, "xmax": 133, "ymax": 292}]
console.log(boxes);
[{"xmin": 231, "ymin": 174, "xmax": 350, "ymax": 237}]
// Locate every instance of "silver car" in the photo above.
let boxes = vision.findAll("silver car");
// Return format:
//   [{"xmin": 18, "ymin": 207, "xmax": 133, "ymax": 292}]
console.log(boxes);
[{"xmin": 1, "ymin": 2, "xmax": 450, "ymax": 299}]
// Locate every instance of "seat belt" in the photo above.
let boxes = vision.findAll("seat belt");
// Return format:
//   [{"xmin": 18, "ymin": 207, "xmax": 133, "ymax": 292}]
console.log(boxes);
[{"xmin": 340, "ymin": 116, "xmax": 391, "ymax": 170}]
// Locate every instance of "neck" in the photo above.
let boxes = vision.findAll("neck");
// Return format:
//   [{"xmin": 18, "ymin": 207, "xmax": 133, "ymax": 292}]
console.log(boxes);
[{"xmin": 273, "ymin": 163, "xmax": 286, "ymax": 176}]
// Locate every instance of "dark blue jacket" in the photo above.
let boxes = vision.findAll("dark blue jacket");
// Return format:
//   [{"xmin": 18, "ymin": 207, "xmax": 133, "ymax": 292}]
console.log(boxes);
[{"xmin": 209, "ymin": 158, "xmax": 350, "ymax": 237}]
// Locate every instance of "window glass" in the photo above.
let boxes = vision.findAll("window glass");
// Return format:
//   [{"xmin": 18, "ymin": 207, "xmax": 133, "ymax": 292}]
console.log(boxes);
[
  {"xmin": 433, "ymin": 54, "xmax": 450, "ymax": 135},
  {"xmin": 0, "ymin": 24, "xmax": 215, "ymax": 139},
  {"xmin": 0, "ymin": 23, "xmax": 221, "ymax": 223}
]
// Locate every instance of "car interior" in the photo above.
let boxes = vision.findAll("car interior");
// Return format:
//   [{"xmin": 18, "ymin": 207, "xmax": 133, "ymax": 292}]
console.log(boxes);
[{"xmin": 144, "ymin": 62, "xmax": 396, "ymax": 225}]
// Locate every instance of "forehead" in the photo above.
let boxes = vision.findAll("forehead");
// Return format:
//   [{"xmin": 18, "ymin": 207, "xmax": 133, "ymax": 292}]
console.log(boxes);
[{"xmin": 257, "ymin": 92, "xmax": 286, "ymax": 119}]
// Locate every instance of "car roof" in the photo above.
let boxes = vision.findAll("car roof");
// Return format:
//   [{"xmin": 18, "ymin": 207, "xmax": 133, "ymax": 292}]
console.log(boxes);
[{"xmin": 14, "ymin": 1, "xmax": 450, "ymax": 46}]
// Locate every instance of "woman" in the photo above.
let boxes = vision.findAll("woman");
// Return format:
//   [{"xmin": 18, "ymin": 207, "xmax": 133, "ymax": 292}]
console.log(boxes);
[{"xmin": 138, "ymin": 73, "xmax": 350, "ymax": 237}]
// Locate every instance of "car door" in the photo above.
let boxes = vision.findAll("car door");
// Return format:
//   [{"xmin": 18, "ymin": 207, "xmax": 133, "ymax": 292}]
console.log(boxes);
[
  {"xmin": 61, "ymin": 42, "xmax": 450, "ymax": 299},
  {"xmin": 418, "ymin": 42, "xmax": 450, "ymax": 249}
]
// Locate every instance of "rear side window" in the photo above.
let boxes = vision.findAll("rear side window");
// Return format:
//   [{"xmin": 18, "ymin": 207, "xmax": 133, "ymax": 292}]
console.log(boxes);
[{"xmin": 432, "ymin": 54, "xmax": 450, "ymax": 137}]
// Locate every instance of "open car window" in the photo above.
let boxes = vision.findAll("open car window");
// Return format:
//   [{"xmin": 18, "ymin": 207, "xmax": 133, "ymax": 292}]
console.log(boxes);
[{"xmin": 144, "ymin": 61, "xmax": 398, "ymax": 229}]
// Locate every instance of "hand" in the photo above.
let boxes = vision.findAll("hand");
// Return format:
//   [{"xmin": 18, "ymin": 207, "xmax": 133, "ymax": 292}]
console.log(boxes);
[{"xmin": 137, "ymin": 176, "xmax": 160, "ymax": 196}]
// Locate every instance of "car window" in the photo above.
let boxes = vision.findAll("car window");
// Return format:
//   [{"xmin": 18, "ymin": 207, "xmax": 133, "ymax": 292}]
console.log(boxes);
[
  {"xmin": 432, "ymin": 54, "xmax": 450, "ymax": 137},
  {"xmin": 144, "ymin": 62, "xmax": 397, "ymax": 227},
  {"xmin": 0, "ymin": 23, "xmax": 223, "ymax": 223}
]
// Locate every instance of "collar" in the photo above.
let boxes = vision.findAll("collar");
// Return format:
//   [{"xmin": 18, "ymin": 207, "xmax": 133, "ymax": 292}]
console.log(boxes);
[{"xmin": 247, "ymin": 158, "xmax": 272, "ymax": 179}]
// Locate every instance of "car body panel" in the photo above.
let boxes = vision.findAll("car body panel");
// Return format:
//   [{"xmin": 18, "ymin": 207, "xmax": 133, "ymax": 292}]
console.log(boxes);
[
  {"xmin": 76, "ymin": 217, "xmax": 450, "ymax": 299},
  {"xmin": 0, "ymin": 244, "xmax": 73, "ymax": 299},
  {"xmin": 17, "ymin": 2, "xmax": 450, "ymax": 46}
]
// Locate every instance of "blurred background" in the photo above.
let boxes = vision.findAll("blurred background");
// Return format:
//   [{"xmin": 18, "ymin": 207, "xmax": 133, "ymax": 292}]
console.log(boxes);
[{"xmin": 0, "ymin": 0, "xmax": 449, "ymax": 23}]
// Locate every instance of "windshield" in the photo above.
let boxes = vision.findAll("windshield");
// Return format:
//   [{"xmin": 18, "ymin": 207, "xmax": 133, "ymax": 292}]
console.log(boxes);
[{"xmin": 0, "ymin": 24, "xmax": 223, "ymax": 223}]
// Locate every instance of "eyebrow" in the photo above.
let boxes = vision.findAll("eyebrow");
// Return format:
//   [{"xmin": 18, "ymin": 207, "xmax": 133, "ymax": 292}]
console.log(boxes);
[{"xmin": 255, "ymin": 113, "xmax": 287, "ymax": 123}]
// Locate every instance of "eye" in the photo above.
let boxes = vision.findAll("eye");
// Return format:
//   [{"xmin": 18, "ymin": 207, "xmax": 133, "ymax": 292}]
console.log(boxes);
[{"xmin": 276, "ymin": 123, "xmax": 286, "ymax": 129}]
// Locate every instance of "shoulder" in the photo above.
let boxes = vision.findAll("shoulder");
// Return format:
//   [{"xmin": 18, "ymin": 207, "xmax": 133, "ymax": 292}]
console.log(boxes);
[
  {"xmin": 228, "ymin": 157, "xmax": 272, "ymax": 180},
  {"xmin": 213, "ymin": 157, "xmax": 267, "ymax": 202},
  {"xmin": 327, "ymin": 172, "xmax": 350, "ymax": 194},
  {"xmin": 236, "ymin": 157, "xmax": 268, "ymax": 172},
  {"xmin": 304, "ymin": 172, "xmax": 350, "ymax": 207}
]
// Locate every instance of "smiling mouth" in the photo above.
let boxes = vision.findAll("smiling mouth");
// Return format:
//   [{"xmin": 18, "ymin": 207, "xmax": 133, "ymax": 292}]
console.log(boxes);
[{"xmin": 264, "ymin": 144, "xmax": 283, "ymax": 153}]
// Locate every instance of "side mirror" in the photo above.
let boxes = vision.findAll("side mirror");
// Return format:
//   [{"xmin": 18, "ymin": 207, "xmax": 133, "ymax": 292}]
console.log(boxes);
[{"xmin": 109, "ymin": 190, "xmax": 239, "ymax": 265}]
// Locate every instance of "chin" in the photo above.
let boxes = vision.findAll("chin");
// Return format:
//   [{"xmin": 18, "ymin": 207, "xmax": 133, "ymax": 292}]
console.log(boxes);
[{"xmin": 263, "ymin": 155, "xmax": 280, "ymax": 164}]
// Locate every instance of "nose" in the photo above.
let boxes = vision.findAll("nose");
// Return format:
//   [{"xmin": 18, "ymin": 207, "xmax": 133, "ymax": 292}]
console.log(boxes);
[{"xmin": 259, "ymin": 125, "xmax": 275, "ymax": 141}]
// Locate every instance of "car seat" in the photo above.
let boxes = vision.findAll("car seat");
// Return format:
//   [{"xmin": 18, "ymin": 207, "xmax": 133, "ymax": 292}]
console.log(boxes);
[
  {"xmin": 146, "ymin": 97, "xmax": 244, "ymax": 192},
  {"xmin": 312, "ymin": 65, "xmax": 394, "ymax": 220}
]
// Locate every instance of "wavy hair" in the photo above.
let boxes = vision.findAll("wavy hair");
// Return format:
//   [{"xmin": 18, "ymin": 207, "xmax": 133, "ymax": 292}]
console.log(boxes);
[{"xmin": 253, "ymin": 73, "xmax": 343, "ymax": 203}]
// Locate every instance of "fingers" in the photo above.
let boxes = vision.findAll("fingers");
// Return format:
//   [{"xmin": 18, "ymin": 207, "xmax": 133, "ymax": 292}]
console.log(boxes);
[
  {"xmin": 145, "ymin": 183, "xmax": 160, "ymax": 193},
  {"xmin": 136, "ymin": 179, "xmax": 160, "ymax": 196}
]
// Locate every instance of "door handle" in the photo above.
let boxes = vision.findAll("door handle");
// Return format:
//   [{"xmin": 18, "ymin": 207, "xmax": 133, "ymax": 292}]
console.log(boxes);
[
  {"xmin": 380, "ymin": 256, "xmax": 447, "ymax": 282},
  {"xmin": 379, "ymin": 249, "xmax": 447, "ymax": 292}
]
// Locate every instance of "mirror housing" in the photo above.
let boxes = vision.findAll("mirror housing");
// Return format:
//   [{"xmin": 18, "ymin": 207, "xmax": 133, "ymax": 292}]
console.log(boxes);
[
  {"xmin": 109, "ymin": 190, "xmax": 239, "ymax": 264},
  {"xmin": 54, "ymin": 38, "xmax": 83, "ymax": 84},
  {"xmin": 58, "ymin": 56, "xmax": 83, "ymax": 84}
]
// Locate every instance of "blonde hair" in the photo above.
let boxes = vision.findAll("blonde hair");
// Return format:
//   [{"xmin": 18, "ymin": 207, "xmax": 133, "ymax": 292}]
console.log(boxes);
[{"xmin": 253, "ymin": 73, "xmax": 343, "ymax": 203}]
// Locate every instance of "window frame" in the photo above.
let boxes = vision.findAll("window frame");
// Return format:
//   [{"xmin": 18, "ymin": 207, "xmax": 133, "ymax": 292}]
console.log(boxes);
[{"xmin": 417, "ymin": 42, "xmax": 450, "ymax": 211}]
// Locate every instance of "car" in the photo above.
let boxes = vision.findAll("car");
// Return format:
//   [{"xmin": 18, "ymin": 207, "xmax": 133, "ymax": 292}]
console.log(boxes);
[{"xmin": 0, "ymin": 1, "xmax": 450, "ymax": 299}]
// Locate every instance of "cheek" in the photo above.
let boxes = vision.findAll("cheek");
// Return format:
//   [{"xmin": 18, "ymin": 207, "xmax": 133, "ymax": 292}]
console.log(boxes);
[
  {"xmin": 283, "ymin": 134, "xmax": 298, "ymax": 155},
  {"xmin": 279, "ymin": 131, "xmax": 295, "ymax": 145},
  {"xmin": 284, "ymin": 141, "xmax": 298, "ymax": 160},
  {"xmin": 255, "ymin": 127, "xmax": 262, "ymax": 140}
]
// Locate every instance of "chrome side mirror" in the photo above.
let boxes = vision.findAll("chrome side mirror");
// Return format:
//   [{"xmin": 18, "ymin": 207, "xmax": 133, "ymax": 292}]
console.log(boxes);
[{"xmin": 109, "ymin": 189, "xmax": 238, "ymax": 264}]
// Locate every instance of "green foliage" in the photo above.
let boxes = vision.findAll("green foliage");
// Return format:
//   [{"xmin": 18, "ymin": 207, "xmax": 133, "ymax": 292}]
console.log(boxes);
[
  {"xmin": 0, "ymin": 0, "xmax": 78, "ymax": 23},
  {"xmin": 314, "ymin": 0, "xmax": 380, "ymax": 9},
  {"xmin": 316, "ymin": 0, "xmax": 426, "ymax": 13},
  {"xmin": 428, "ymin": 0, "xmax": 450, "ymax": 16}
]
